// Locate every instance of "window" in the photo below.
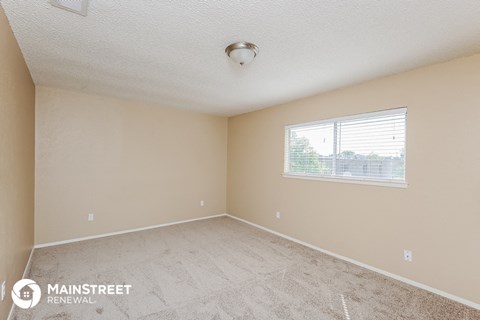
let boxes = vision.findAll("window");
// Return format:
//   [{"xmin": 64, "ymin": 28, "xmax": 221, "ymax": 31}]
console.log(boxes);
[{"xmin": 284, "ymin": 108, "xmax": 407, "ymax": 187}]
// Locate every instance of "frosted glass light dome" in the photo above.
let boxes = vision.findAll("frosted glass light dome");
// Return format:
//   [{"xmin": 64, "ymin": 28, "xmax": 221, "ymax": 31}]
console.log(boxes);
[{"xmin": 225, "ymin": 42, "xmax": 259, "ymax": 66}]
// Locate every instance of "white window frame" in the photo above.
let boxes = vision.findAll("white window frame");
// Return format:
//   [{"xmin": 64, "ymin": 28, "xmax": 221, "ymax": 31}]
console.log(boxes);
[{"xmin": 283, "ymin": 107, "xmax": 408, "ymax": 188}]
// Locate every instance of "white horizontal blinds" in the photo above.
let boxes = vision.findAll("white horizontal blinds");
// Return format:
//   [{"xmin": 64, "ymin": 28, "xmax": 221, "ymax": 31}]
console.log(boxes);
[
  {"xmin": 286, "ymin": 108, "xmax": 406, "ymax": 182},
  {"xmin": 335, "ymin": 110, "xmax": 406, "ymax": 181},
  {"xmin": 288, "ymin": 123, "xmax": 334, "ymax": 176}
]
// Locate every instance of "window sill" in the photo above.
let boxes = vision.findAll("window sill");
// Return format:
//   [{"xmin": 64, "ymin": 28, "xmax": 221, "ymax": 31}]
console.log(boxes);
[{"xmin": 282, "ymin": 173, "xmax": 408, "ymax": 188}]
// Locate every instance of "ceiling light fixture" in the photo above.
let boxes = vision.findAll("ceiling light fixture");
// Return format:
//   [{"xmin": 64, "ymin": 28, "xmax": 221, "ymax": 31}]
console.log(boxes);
[
  {"xmin": 50, "ymin": 0, "xmax": 89, "ymax": 16},
  {"xmin": 225, "ymin": 42, "xmax": 259, "ymax": 66}
]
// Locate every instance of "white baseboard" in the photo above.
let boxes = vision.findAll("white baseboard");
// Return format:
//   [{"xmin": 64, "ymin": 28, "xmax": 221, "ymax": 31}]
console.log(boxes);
[
  {"xmin": 8, "ymin": 247, "xmax": 35, "ymax": 320},
  {"xmin": 226, "ymin": 213, "xmax": 480, "ymax": 310},
  {"xmin": 21, "ymin": 247, "xmax": 35, "ymax": 279},
  {"xmin": 35, "ymin": 213, "xmax": 227, "ymax": 248}
]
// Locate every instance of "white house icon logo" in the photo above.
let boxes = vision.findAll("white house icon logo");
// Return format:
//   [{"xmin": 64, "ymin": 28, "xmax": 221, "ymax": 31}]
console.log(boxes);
[{"xmin": 11, "ymin": 279, "xmax": 41, "ymax": 309}]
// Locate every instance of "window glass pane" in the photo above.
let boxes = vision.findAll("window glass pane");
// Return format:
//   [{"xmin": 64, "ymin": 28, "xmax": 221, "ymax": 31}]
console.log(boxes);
[
  {"xmin": 289, "ymin": 123, "xmax": 333, "ymax": 175},
  {"xmin": 336, "ymin": 113, "xmax": 405, "ymax": 180},
  {"xmin": 285, "ymin": 108, "xmax": 406, "ymax": 184}
]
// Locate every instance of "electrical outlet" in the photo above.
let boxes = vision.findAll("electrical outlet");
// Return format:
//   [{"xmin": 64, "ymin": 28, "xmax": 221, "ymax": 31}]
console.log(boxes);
[
  {"xmin": 404, "ymin": 250, "xmax": 413, "ymax": 262},
  {"xmin": 1, "ymin": 281, "xmax": 5, "ymax": 301},
  {"xmin": 200, "ymin": 200, "xmax": 205, "ymax": 207},
  {"xmin": 275, "ymin": 211, "xmax": 281, "ymax": 219},
  {"xmin": 88, "ymin": 213, "xmax": 94, "ymax": 221}
]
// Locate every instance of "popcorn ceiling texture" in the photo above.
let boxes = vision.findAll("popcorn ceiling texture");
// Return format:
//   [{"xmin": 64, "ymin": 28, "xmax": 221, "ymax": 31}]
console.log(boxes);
[
  {"xmin": 2, "ymin": 0, "xmax": 480, "ymax": 115},
  {"xmin": 11, "ymin": 217, "xmax": 480, "ymax": 319}
]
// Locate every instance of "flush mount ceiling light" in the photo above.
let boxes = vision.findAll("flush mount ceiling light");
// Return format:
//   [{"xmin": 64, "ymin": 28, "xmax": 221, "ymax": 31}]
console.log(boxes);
[
  {"xmin": 50, "ymin": 0, "xmax": 89, "ymax": 16},
  {"xmin": 225, "ymin": 42, "xmax": 259, "ymax": 66}
]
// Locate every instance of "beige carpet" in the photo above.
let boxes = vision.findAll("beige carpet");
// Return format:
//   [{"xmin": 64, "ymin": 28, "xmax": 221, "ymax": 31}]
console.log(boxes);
[{"xmin": 12, "ymin": 216, "xmax": 480, "ymax": 319}]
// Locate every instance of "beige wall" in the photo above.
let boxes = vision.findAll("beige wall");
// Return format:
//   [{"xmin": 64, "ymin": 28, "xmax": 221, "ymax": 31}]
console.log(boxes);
[
  {"xmin": 35, "ymin": 86, "xmax": 227, "ymax": 244},
  {"xmin": 0, "ymin": 6, "xmax": 35, "ymax": 319},
  {"xmin": 227, "ymin": 53, "xmax": 480, "ymax": 304}
]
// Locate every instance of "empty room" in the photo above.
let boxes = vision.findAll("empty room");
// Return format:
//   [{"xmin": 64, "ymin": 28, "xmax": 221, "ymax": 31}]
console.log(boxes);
[{"xmin": 1, "ymin": 0, "xmax": 479, "ymax": 319}]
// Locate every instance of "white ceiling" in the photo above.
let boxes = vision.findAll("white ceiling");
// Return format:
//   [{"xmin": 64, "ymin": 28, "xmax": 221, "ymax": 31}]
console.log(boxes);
[{"xmin": 2, "ymin": 1, "xmax": 480, "ymax": 116}]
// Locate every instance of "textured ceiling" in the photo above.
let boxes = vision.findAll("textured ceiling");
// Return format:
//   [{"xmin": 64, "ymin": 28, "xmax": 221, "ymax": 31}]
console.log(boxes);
[{"xmin": 2, "ymin": 1, "xmax": 480, "ymax": 116}]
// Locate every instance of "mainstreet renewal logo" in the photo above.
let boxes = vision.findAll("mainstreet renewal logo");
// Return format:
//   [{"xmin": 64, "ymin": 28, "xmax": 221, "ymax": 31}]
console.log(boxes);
[
  {"xmin": 12, "ymin": 279, "xmax": 132, "ymax": 308},
  {"xmin": 11, "ymin": 279, "xmax": 41, "ymax": 309},
  {"xmin": 46, "ymin": 283, "xmax": 132, "ymax": 304}
]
